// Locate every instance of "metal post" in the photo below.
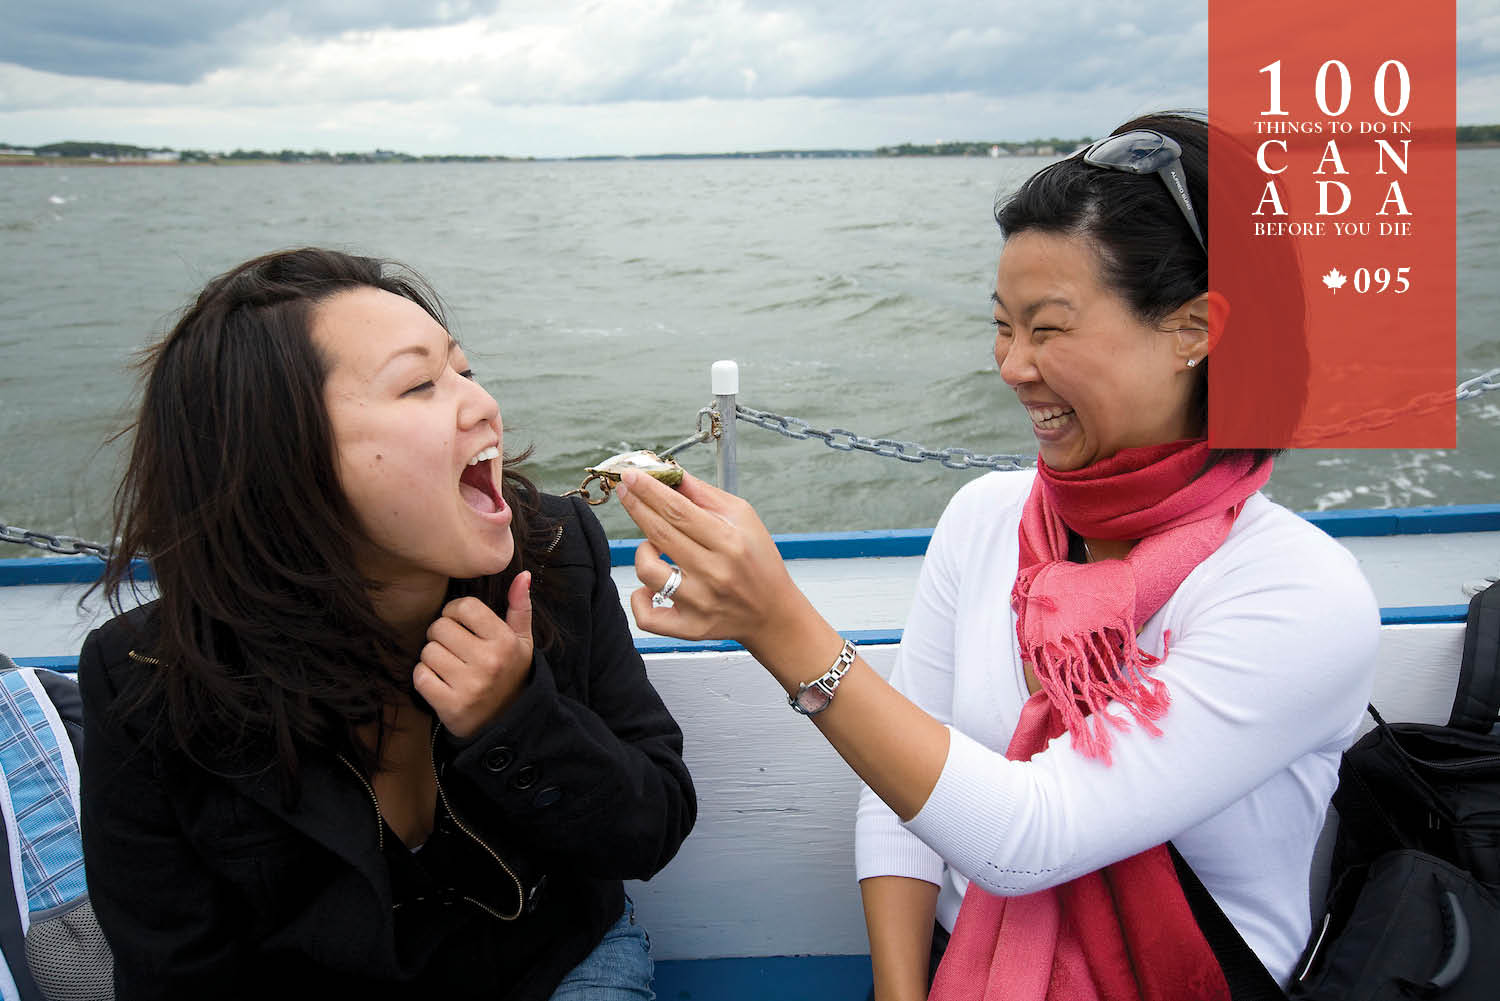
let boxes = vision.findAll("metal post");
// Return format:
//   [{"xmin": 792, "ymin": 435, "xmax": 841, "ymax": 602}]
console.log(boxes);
[{"xmin": 712, "ymin": 360, "xmax": 739, "ymax": 495}]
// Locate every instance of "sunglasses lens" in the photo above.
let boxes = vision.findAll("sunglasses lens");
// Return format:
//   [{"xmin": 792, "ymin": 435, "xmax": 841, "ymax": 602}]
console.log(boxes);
[
  {"xmin": 1085, "ymin": 131, "xmax": 1172, "ymax": 173},
  {"xmin": 1079, "ymin": 129, "xmax": 1204, "ymax": 250}
]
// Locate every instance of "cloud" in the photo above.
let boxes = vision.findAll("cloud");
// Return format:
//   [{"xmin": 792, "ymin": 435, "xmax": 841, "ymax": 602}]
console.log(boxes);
[
  {"xmin": 0, "ymin": 0, "xmax": 1212, "ymax": 125},
  {"xmin": 0, "ymin": 0, "xmax": 1494, "ymax": 156},
  {"xmin": 1, "ymin": 0, "xmax": 1207, "ymax": 103},
  {"xmin": 0, "ymin": 1, "xmax": 503, "ymax": 84}
]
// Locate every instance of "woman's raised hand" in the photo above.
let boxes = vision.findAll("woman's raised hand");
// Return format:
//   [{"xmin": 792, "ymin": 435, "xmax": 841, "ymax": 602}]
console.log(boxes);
[
  {"xmin": 414, "ymin": 571, "xmax": 534, "ymax": 739},
  {"xmin": 618, "ymin": 468, "xmax": 950, "ymax": 821},
  {"xmin": 615, "ymin": 470, "xmax": 812, "ymax": 656}
]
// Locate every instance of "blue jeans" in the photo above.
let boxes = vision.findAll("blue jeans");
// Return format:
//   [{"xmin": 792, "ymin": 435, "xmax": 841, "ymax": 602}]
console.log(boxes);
[{"xmin": 547, "ymin": 896, "xmax": 655, "ymax": 1001}]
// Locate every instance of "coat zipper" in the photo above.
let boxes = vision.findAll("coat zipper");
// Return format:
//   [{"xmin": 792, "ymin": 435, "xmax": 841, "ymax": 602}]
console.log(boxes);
[
  {"xmin": 130, "ymin": 650, "xmax": 524, "ymax": 916},
  {"xmin": 335, "ymin": 753, "xmax": 385, "ymax": 852},
  {"xmin": 429, "ymin": 722, "xmax": 527, "ymax": 921},
  {"xmin": 543, "ymin": 523, "xmax": 564, "ymax": 557},
  {"xmin": 337, "ymin": 732, "xmax": 527, "ymax": 921}
]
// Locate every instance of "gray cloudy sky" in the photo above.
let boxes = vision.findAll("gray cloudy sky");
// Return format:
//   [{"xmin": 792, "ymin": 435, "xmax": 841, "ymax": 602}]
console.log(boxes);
[{"xmin": 2, "ymin": 1, "xmax": 1496, "ymax": 157}]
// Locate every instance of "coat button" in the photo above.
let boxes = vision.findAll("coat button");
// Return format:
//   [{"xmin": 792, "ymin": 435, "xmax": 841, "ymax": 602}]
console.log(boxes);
[
  {"xmin": 533, "ymin": 786, "xmax": 562, "ymax": 808},
  {"xmin": 513, "ymin": 765, "xmax": 539, "ymax": 790},
  {"xmin": 483, "ymin": 746, "xmax": 515, "ymax": 772}
]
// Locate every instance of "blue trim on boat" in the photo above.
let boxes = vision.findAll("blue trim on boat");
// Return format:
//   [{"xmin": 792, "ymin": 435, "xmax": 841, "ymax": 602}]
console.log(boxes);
[
  {"xmin": 14, "ymin": 604, "xmax": 1464, "ymax": 676},
  {"xmin": 607, "ymin": 528, "xmax": 934, "ymax": 566},
  {"xmin": 6, "ymin": 504, "xmax": 1500, "ymax": 581},
  {"xmin": 633, "ymin": 628, "xmax": 904, "ymax": 655},
  {"xmin": 602, "ymin": 504, "xmax": 1500, "ymax": 564},
  {"xmin": 0, "ymin": 557, "xmax": 150, "ymax": 586},
  {"xmin": 1301, "ymin": 504, "xmax": 1500, "ymax": 538},
  {"xmin": 9, "ymin": 658, "xmax": 81, "ymax": 672},
  {"xmin": 654, "ymin": 954, "xmax": 871, "ymax": 1001},
  {"xmin": 1377, "ymin": 604, "xmax": 1471, "ymax": 624}
]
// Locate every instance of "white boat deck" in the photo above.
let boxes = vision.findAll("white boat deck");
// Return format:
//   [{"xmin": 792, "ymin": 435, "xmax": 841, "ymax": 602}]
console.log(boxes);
[{"xmin": 6, "ymin": 525, "xmax": 1499, "ymax": 663}]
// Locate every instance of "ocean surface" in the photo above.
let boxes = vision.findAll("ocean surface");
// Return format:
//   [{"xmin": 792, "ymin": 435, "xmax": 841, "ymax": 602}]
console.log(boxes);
[{"xmin": 2, "ymin": 153, "xmax": 1498, "ymax": 552}]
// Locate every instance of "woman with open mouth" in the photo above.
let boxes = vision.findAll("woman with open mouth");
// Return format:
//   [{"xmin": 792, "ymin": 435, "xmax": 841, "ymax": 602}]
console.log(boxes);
[
  {"xmin": 79, "ymin": 247, "xmax": 695, "ymax": 999},
  {"xmin": 615, "ymin": 113, "xmax": 1379, "ymax": 1000}
]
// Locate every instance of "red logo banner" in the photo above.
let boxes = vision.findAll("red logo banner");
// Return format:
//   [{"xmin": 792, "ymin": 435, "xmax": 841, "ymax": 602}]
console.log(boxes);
[{"xmin": 1208, "ymin": 0, "xmax": 1456, "ymax": 448}]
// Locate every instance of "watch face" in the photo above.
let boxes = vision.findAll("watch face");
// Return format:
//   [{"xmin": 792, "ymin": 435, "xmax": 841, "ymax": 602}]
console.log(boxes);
[{"xmin": 794, "ymin": 683, "xmax": 833, "ymax": 715}]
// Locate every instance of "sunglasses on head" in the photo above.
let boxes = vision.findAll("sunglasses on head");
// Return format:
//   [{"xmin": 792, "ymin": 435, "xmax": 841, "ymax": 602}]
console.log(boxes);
[{"xmin": 1081, "ymin": 130, "xmax": 1206, "ymax": 252}]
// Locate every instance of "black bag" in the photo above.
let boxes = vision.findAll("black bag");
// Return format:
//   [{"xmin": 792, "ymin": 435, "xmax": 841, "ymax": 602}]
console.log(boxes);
[
  {"xmin": 1293, "ymin": 850, "xmax": 1500, "ymax": 999},
  {"xmin": 1289, "ymin": 581, "xmax": 1500, "ymax": 1000}
]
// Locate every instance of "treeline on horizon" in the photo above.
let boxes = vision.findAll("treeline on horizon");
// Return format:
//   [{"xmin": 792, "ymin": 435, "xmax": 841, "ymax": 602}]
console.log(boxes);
[
  {"xmin": 0, "ymin": 141, "xmax": 514, "ymax": 163},
  {"xmin": 6, "ymin": 127, "xmax": 1500, "ymax": 163},
  {"xmin": 876, "ymin": 138, "xmax": 1087, "ymax": 156}
]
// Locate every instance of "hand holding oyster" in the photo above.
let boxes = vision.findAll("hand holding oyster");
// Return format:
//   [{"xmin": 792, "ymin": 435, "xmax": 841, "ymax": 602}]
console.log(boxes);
[{"xmin": 566, "ymin": 449, "xmax": 684, "ymax": 505}]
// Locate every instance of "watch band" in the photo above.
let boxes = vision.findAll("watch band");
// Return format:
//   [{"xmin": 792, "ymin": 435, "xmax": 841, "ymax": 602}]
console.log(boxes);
[{"xmin": 788, "ymin": 639, "xmax": 857, "ymax": 716}]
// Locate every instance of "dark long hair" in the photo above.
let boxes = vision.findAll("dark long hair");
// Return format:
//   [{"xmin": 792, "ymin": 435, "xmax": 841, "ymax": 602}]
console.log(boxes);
[
  {"xmin": 994, "ymin": 112, "xmax": 1306, "ymax": 469},
  {"xmin": 96, "ymin": 248, "xmax": 557, "ymax": 786}
]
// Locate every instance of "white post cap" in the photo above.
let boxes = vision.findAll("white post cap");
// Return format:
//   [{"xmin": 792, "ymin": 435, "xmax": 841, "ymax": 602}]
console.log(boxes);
[{"xmin": 711, "ymin": 359, "xmax": 739, "ymax": 395}]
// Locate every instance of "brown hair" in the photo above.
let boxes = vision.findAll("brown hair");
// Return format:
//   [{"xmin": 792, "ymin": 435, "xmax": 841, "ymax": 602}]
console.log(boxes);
[{"xmin": 96, "ymin": 248, "xmax": 557, "ymax": 786}]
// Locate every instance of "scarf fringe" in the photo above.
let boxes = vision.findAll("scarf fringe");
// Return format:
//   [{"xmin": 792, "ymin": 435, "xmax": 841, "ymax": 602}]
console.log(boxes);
[{"xmin": 1027, "ymin": 627, "xmax": 1171, "ymax": 765}]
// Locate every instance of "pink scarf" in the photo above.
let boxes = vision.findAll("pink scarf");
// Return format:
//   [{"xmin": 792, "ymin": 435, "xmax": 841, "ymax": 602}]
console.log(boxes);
[{"xmin": 929, "ymin": 440, "xmax": 1272, "ymax": 1001}]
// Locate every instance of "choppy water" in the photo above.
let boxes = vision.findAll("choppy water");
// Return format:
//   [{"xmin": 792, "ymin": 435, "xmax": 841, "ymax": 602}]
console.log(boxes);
[{"xmin": 2, "ymin": 153, "xmax": 1498, "ymax": 551}]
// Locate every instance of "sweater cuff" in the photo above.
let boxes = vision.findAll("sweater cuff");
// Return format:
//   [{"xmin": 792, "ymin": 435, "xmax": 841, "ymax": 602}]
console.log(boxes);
[
  {"xmin": 903, "ymin": 726, "xmax": 1021, "ymax": 890},
  {"xmin": 855, "ymin": 790, "xmax": 945, "ymax": 885}
]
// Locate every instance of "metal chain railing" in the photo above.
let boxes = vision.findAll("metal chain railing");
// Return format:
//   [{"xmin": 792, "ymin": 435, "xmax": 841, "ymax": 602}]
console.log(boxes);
[
  {"xmin": 1287, "ymin": 366, "xmax": 1500, "ymax": 447},
  {"xmin": 0, "ymin": 523, "xmax": 113, "ymax": 559},
  {"xmin": 734, "ymin": 404, "xmax": 1035, "ymax": 471},
  {"xmin": 741, "ymin": 365, "xmax": 1500, "ymax": 461},
  {"xmin": 659, "ymin": 406, "xmax": 722, "ymax": 458},
  {"xmin": 6, "ymin": 367, "xmax": 1500, "ymax": 558},
  {"xmin": 1457, "ymin": 367, "xmax": 1500, "ymax": 402}
]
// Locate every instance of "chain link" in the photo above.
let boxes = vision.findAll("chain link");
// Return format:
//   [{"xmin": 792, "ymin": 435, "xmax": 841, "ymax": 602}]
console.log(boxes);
[
  {"xmin": 739, "ymin": 366, "xmax": 1500, "ymax": 463},
  {"xmin": 6, "ymin": 370, "xmax": 1499, "ymax": 555},
  {"xmin": 1291, "ymin": 366, "xmax": 1500, "ymax": 446},
  {"xmin": 1457, "ymin": 366, "xmax": 1500, "ymax": 403},
  {"xmin": 0, "ymin": 523, "xmax": 113, "ymax": 559},
  {"xmin": 734, "ymin": 404, "xmax": 1034, "ymax": 471},
  {"xmin": 660, "ymin": 406, "xmax": 724, "ymax": 458}
]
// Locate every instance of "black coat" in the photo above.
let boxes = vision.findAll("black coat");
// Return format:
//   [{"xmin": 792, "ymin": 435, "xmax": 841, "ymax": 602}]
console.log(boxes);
[{"xmin": 79, "ymin": 495, "xmax": 695, "ymax": 1000}]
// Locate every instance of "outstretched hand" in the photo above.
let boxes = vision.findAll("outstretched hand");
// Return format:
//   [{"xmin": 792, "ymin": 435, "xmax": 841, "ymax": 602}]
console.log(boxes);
[
  {"xmin": 615, "ymin": 470, "xmax": 813, "ymax": 656},
  {"xmin": 619, "ymin": 472, "xmax": 950, "ymax": 825},
  {"xmin": 414, "ymin": 571, "xmax": 534, "ymax": 740}
]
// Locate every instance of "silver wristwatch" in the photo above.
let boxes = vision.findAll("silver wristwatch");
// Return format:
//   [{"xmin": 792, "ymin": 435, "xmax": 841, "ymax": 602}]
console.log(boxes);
[{"xmin": 788, "ymin": 640, "xmax": 857, "ymax": 716}]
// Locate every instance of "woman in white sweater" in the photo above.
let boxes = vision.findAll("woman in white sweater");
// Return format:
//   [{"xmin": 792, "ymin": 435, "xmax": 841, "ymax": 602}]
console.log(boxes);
[{"xmin": 614, "ymin": 113, "xmax": 1379, "ymax": 1000}]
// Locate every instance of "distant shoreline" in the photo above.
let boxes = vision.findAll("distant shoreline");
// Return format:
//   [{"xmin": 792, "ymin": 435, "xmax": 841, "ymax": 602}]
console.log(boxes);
[{"xmin": 4, "ymin": 140, "xmax": 1498, "ymax": 167}]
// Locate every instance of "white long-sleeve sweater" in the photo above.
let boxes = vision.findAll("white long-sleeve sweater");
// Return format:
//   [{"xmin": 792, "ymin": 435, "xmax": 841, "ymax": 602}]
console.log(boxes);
[{"xmin": 854, "ymin": 470, "xmax": 1380, "ymax": 986}]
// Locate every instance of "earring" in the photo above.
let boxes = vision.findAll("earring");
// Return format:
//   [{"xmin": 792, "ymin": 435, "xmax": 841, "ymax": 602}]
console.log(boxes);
[{"xmin": 1186, "ymin": 358, "xmax": 1198, "ymax": 368}]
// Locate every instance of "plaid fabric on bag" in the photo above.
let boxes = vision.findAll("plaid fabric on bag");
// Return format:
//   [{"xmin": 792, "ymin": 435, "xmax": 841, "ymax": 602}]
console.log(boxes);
[{"xmin": 0, "ymin": 671, "xmax": 86, "ymax": 920}]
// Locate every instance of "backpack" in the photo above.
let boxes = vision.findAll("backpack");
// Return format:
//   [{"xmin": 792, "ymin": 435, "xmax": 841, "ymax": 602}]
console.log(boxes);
[
  {"xmin": 1288, "ymin": 581, "xmax": 1500, "ymax": 1000},
  {"xmin": 1177, "ymin": 582, "xmax": 1500, "ymax": 1000},
  {"xmin": 0, "ymin": 654, "xmax": 113, "ymax": 1001}
]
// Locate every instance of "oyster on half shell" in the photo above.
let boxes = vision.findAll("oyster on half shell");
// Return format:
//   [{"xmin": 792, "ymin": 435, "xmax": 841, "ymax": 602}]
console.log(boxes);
[{"xmin": 585, "ymin": 449, "xmax": 685, "ymax": 487}]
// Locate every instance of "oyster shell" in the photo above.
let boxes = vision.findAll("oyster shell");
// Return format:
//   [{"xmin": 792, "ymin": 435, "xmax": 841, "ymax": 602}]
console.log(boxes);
[{"xmin": 585, "ymin": 449, "xmax": 684, "ymax": 488}]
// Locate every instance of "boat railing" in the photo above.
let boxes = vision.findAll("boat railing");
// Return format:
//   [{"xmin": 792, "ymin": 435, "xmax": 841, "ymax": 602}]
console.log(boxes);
[
  {"xmin": 3, "ymin": 361, "xmax": 1500, "ymax": 555},
  {"xmin": 667, "ymin": 359, "xmax": 1500, "ymax": 496}
]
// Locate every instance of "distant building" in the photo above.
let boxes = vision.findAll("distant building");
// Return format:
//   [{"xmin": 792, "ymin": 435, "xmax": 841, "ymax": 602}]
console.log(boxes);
[
  {"xmin": 145, "ymin": 150, "xmax": 180, "ymax": 162},
  {"xmin": 0, "ymin": 149, "xmax": 36, "ymax": 157}
]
